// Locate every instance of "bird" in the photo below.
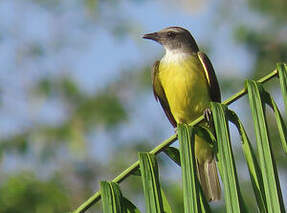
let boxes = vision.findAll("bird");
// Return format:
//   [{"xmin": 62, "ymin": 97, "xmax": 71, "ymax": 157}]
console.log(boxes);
[{"xmin": 143, "ymin": 26, "xmax": 221, "ymax": 201}]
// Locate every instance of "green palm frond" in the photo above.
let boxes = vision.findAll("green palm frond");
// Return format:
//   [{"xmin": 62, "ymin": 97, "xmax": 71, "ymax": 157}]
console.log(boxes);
[
  {"xmin": 210, "ymin": 103, "xmax": 245, "ymax": 212},
  {"xmin": 73, "ymin": 63, "xmax": 287, "ymax": 213}
]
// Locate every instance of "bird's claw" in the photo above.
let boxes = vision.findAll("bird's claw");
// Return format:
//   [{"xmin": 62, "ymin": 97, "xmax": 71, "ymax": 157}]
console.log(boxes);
[{"xmin": 204, "ymin": 108, "xmax": 213, "ymax": 127}]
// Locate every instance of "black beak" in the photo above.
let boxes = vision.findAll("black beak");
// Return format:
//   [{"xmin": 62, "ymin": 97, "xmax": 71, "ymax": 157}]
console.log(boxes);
[{"xmin": 142, "ymin": 32, "xmax": 160, "ymax": 41}]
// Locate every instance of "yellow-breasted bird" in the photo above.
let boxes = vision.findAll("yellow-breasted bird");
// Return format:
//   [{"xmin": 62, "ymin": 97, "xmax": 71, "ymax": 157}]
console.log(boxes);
[{"xmin": 143, "ymin": 26, "xmax": 221, "ymax": 201}]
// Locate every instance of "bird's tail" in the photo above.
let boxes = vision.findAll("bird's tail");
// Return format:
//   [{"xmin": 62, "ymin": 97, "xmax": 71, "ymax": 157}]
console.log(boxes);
[{"xmin": 196, "ymin": 157, "xmax": 221, "ymax": 202}]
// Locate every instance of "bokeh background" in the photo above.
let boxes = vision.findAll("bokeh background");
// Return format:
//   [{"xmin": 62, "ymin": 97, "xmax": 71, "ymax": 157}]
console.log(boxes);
[{"xmin": 0, "ymin": 0, "xmax": 286, "ymax": 212}]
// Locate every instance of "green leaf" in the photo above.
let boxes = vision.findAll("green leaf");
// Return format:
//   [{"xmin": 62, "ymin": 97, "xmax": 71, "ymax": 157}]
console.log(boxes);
[
  {"xmin": 123, "ymin": 197, "xmax": 141, "ymax": 213},
  {"xmin": 195, "ymin": 126, "xmax": 216, "ymax": 141},
  {"xmin": 210, "ymin": 103, "xmax": 244, "ymax": 213},
  {"xmin": 138, "ymin": 152, "xmax": 164, "ymax": 213},
  {"xmin": 277, "ymin": 63, "xmax": 287, "ymax": 113},
  {"xmin": 199, "ymin": 188, "xmax": 211, "ymax": 213},
  {"xmin": 194, "ymin": 126, "xmax": 217, "ymax": 150},
  {"xmin": 163, "ymin": 146, "xmax": 181, "ymax": 166},
  {"xmin": 161, "ymin": 188, "xmax": 173, "ymax": 213},
  {"xmin": 178, "ymin": 124, "xmax": 210, "ymax": 213},
  {"xmin": 130, "ymin": 169, "xmax": 141, "ymax": 176},
  {"xmin": 246, "ymin": 80, "xmax": 285, "ymax": 213},
  {"xmin": 227, "ymin": 110, "xmax": 267, "ymax": 213},
  {"xmin": 263, "ymin": 90, "xmax": 287, "ymax": 154},
  {"xmin": 100, "ymin": 181, "xmax": 126, "ymax": 213},
  {"xmin": 178, "ymin": 124, "xmax": 199, "ymax": 213}
]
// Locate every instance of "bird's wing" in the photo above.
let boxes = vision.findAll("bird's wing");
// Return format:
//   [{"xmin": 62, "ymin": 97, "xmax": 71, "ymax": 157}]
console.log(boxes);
[
  {"xmin": 198, "ymin": 51, "xmax": 221, "ymax": 102},
  {"xmin": 152, "ymin": 60, "xmax": 177, "ymax": 127}
]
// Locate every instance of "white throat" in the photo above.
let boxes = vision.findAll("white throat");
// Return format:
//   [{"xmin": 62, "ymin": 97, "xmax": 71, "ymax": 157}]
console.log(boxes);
[{"xmin": 161, "ymin": 48, "xmax": 191, "ymax": 64}]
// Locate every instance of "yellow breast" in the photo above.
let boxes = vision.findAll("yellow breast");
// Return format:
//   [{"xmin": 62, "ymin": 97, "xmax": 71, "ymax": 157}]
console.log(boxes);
[{"xmin": 158, "ymin": 53, "xmax": 210, "ymax": 124}]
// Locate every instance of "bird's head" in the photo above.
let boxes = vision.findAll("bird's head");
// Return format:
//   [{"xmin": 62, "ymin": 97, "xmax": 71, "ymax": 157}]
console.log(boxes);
[{"xmin": 143, "ymin": 26, "xmax": 199, "ymax": 53}]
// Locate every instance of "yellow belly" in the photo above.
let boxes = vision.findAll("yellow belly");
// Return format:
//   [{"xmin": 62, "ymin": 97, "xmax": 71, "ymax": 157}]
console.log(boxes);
[
  {"xmin": 159, "ymin": 54, "xmax": 210, "ymax": 124},
  {"xmin": 159, "ymin": 54, "xmax": 212, "ymax": 163}
]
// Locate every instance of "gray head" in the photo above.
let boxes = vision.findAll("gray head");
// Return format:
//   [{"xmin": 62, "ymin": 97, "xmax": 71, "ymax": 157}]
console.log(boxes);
[{"xmin": 143, "ymin": 26, "xmax": 199, "ymax": 53}]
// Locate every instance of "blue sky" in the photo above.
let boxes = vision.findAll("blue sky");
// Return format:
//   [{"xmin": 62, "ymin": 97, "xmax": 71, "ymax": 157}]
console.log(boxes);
[{"xmin": 0, "ymin": 0, "xmax": 256, "ymax": 169}]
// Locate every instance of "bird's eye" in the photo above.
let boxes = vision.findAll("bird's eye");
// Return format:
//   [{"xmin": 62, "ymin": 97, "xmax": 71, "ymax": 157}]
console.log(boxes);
[{"xmin": 167, "ymin": 31, "xmax": 176, "ymax": 39}]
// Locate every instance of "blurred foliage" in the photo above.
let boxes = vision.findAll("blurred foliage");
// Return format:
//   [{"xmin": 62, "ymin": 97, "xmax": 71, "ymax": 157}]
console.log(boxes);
[
  {"xmin": 0, "ymin": 0, "xmax": 286, "ymax": 212},
  {"xmin": 0, "ymin": 172, "xmax": 70, "ymax": 213},
  {"xmin": 35, "ymin": 75, "xmax": 128, "ymax": 133},
  {"xmin": 233, "ymin": 0, "xmax": 287, "ymax": 79},
  {"xmin": 0, "ymin": 133, "xmax": 29, "ymax": 154},
  {"xmin": 234, "ymin": 25, "xmax": 287, "ymax": 79},
  {"xmin": 247, "ymin": 0, "xmax": 287, "ymax": 22}
]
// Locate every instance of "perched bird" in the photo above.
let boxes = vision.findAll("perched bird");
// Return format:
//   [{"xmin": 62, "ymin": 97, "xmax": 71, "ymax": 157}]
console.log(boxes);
[{"xmin": 143, "ymin": 26, "xmax": 221, "ymax": 201}]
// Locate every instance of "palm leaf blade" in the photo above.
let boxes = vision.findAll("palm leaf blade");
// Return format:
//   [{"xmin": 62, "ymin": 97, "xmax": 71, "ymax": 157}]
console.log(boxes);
[
  {"xmin": 101, "ymin": 181, "xmax": 125, "ymax": 213},
  {"xmin": 210, "ymin": 103, "xmax": 243, "ymax": 213},
  {"xmin": 246, "ymin": 80, "xmax": 285, "ymax": 212}
]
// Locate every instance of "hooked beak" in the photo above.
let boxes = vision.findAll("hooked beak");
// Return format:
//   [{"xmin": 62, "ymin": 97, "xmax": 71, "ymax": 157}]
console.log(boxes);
[{"xmin": 142, "ymin": 32, "xmax": 160, "ymax": 42}]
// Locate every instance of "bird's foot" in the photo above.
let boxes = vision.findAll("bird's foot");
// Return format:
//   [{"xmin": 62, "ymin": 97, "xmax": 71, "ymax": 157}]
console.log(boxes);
[{"xmin": 204, "ymin": 108, "xmax": 213, "ymax": 127}]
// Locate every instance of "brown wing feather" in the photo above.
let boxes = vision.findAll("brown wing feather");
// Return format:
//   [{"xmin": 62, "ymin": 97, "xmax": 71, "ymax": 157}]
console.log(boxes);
[
  {"xmin": 152, "ymin": 61, "xmax": 177, "ymax": 127},
  {"xmin": 197, "ymin": 51, "xmax": 221, "ymax": 102}
]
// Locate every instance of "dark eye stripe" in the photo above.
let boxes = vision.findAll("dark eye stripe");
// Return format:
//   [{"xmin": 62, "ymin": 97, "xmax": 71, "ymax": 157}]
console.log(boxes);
[{"xmin": 167, "ymin": 31, "xmax": 176, "ymax": 38}]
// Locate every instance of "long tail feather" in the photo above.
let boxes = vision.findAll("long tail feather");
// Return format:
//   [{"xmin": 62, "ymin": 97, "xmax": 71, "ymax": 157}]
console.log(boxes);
[{"xmin": 197, "ymin": 158, "xmax": 221, "ymax": 201}]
